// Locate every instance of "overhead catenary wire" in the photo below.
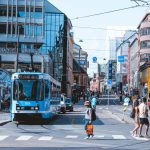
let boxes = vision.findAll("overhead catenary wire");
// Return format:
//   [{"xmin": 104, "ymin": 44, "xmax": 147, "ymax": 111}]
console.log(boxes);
[
  {"xmin": 73, "ymin": 26, "xmax": 137, "ymax": 32},
  {"xmin": 71, "ymin": 4, "xmax": 149, "ymax": 20}
]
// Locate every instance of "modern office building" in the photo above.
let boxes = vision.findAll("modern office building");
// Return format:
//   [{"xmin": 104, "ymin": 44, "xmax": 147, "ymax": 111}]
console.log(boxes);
[
  {"xmin": 0, "ymin": 0, "xmax": 73, "ymax": 95},
  {"xmin": 0, "ymin": 0, "xmax": 45, "ymax": 71}
]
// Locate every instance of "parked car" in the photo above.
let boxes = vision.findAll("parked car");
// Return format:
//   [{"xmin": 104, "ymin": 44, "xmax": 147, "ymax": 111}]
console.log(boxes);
[{"xmin": 65, "ymin": 98, "xmax": 73, "ymax": 112}]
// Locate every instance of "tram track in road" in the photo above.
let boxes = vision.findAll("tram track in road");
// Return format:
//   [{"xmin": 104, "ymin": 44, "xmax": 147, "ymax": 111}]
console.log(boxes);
[{"xmin": 12, "ymin": 110, "xmax": 85, "ymax": 138}]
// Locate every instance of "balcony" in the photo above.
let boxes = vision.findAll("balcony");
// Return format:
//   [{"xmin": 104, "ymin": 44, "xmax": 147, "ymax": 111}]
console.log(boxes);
[
  {"xmin": 0, "ymin": 34, "xmax": 44, "ymax": 43},
  {"xmin": 140, "ymin": 53, "xmax": 150, "ymax": 62}
]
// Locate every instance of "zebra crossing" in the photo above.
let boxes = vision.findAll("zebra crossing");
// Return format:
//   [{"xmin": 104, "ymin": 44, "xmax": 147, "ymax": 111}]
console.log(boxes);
[{"xmin": 0, "ymin": 134, "xmax": 149, "ymax": 141}]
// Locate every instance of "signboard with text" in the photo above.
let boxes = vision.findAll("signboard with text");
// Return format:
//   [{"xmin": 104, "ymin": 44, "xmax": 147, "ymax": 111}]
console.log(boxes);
[{"xmin": 118, "ymin": 55, "xmax": 125, "ymax": 62}]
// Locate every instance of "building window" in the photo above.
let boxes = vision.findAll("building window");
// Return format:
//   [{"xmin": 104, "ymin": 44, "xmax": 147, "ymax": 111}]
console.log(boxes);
[
  {"xmin": 8, "ymin": 6, "xmax": 11, "ymax": 17},
  {"xmin": 140, "ymin": 27, "xmax": 150, "ymax": 36},
  {"xmin": 13, "ymin": 6, "xmax": 16, "ymax": 17},
  {"xmin": 31, "ymin": 7, "xmax": 34, "ymax": 18},
  {"xmin": 18, "ymin": 7, "xmax": 25, "ymax": 17},
  {"xmin": 35, "ymin": 7, "xmax": 42, "ymax": 18},
  {"xmin": 140, "ymin": 40, "xmax": 150, "ymax": 49},
  {"xmin": 0, "ymin": 24, "xmax": 6, "ymax": 34},
  {"xmin": 19, "ymin": 24, "xmax": 24, "ymax": 35},
  {"xmin": 7, "ymin": 43, "xmax": 15, "ymax": 48},
  {"xmin": 35, "ymin": 24, "xmax": 42, "ymax": 36},
  {"xmin": 26, "ymin": 6, "xmax": 29, "ymax": 18},
  {"xmin": 0, "ymin": 5, "xmax": 7, "ymax": 16},
  {"xmin": 0, "ymin": 42, "xmax": 6, "ymax": 48},
  {"xmin": 25, "ymin": 24, "xmax": 29, "ymax": 36},
  {"xmin": 12, "ymin": 24, "xmax": 16, "ymax": 34}
]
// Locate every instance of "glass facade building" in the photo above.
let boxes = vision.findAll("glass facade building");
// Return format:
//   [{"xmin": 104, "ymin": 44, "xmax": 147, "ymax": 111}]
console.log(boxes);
[{"xmin": 41, "ymin": 12, "xmax": 65, "ymax": 81}]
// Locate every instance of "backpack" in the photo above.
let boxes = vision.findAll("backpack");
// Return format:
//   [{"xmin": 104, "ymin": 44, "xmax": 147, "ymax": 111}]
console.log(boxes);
[{"xmin": 91, "ymin": 108, "xmax": 96, "ymax": 121}]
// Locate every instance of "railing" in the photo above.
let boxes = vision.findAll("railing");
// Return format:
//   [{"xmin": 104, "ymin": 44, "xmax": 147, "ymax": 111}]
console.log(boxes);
[
  {"xmin": 0, "ymin": 48, "xmax": 39, "ymax": 54},
  {"xmin": 140, "ymin": 53, "xmax": 150, "ymax": 62}
]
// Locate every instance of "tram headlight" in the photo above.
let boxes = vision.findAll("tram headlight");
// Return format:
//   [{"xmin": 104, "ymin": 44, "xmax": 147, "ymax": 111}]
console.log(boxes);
[
  {"xmin": 16, "ymin": 107, "xmax": 20, "ymax": 110},
  {"xmin": 31, "ymin": 107, "xmax": 34, "ymax": 110},
  {"xmin": 21, "ymin": 107, "xmax": 25, "ymax": 110},
  {"xmin": 35, "ymin": 106, "xmax": 39, "ymax": 110}
]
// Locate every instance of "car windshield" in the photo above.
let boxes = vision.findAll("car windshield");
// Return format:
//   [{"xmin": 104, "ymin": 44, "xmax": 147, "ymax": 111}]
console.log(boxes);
[{"xmin": 13, "ymin": 79, "xmax": 44, "ymax": 100}]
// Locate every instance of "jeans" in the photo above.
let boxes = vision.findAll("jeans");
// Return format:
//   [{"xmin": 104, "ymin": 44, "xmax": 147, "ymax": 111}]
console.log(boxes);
[{"xmin": 84, "ymin": 119, "xmax": 90, "ymax": 130}]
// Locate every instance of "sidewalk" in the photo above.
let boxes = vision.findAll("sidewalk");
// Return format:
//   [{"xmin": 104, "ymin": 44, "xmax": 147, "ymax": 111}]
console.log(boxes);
[{"xmin": 0, "ymin": 110, "xmax": 11, "ymax": 126}]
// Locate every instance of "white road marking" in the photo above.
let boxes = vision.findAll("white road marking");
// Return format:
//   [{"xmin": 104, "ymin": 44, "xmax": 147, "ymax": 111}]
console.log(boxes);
[
  {"xmin": 94, "ymin": 135, "xmax": 104, "ymax": 138},
  {"xmin": 16, "ymin": 136, "xmax": 32, "ymax": 141},
  {"xmin": 99, "ymin": 108, "xmax": 103, "ymax": 110},
  {"xmin": 0, "ymin": 136, "xmax": 8, "ymax": 141},
  {"xmin": 65, "ymin": 135, "xmax": 78, "ymax": 139},
  {"xmin": 38, "ymin": 136, "xmax": 53, "ymax": 141},
  {"xmin": 132, "ymin": 135, "xmax": 149, "ymax": 141},
  {"xmin": 112, "ymin": 135, "xmax": 126, "ymax": 139}
]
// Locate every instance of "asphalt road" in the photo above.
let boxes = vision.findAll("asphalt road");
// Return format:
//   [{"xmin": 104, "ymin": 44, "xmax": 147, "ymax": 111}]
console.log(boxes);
[{"xmin": 0, "ymin": 95, "xmax": 150, "ymax": 150}]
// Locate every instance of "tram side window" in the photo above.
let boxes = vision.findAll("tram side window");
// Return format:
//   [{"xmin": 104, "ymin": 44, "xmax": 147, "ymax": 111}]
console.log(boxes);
[
  {"xmin": 45, "ymin": 80, "xmax": 49, "ymax": 98},
  {"xmin": 40, "ymin": 80, "xmax": 44, "ymax": 100},
  {"xmin": 13, "ymin": 81, "xmax": 18, "ymax": 100},
  {"xmin": 51, "ymin": 83, "xmax": 56, "ymax": 97},
  {"xmin": 31, "ymin": 80, "xmax": 38, "ymax": 100}
]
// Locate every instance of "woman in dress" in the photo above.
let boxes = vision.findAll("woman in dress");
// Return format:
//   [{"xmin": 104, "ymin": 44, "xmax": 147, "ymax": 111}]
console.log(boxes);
[{"xmin": 131, "ymin": 98, "xmax": 140, "ymax": 136}]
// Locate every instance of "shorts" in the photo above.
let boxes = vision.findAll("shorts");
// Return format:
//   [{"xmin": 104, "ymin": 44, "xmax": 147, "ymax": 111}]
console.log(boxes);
[{"xmin": 139, "ymin": 118, "xmax": 149, "ymax": 125}]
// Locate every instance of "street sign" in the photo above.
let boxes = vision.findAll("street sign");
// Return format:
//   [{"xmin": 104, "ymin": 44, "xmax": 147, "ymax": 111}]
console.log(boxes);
[
  {"xmin": 118, "ymin": 55, "xmax": 125, "ymax": 62},
  {"xmin": 92, "ymin": 57, "xmax": 97, "ymax": 63},
  {"xmin": 107, "ymin": 79, "xmax": 112, "ymax": 85}
]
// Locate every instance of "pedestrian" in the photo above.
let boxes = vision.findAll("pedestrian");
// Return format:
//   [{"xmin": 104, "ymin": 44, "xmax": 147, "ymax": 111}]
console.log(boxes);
[
  {"xmin": 148, "ymin": 98, "xmax": 150, "ymax": 110},
  {"xmin": 123, "ymin": 94, "xmax": 130, "ymax": 106},
  {"xmin": 138, "ymin": 97, "xmax": 149, "ymax": 138},
  {"xmin": 130, "ymin": 98, "xmax": 140, "ymax": 136},
  {"xmin": 84, "ymin": 100, "xmax": 93, "ymax": 139},
  {"xmin": 91, "ymin": 96, "xmax": 97, "ymax": 111}
]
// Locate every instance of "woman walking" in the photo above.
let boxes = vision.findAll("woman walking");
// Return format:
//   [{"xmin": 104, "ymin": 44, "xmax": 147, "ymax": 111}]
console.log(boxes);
[
  {"xmin": 131, "ymin": 98, "xmax": 140, "ymax": 136},
  {"xmin": 84, "ymin": 101, "xmax": 93, "ymax": 139}
]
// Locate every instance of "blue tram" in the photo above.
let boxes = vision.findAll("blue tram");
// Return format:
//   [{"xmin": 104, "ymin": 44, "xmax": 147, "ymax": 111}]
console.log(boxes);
[{"xmin": 11, "ymin": 72, "xmax": 61, "ymax": 122}]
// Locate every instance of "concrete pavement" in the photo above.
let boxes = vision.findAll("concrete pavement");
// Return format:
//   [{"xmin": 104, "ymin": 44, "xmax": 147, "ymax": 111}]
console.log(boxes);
[
  {"xmin": 0, "ymin": 110, "xmax": 11, "ymax": 126},
  {"xmin": 0, "ymin": 103, "xmax": 136, "ymax": 126}
]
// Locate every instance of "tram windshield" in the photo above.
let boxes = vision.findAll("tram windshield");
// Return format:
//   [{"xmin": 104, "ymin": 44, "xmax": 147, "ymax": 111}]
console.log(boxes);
[{"xmin": 13, "ymin": 79, "xmax": 44, "ymax": 100}]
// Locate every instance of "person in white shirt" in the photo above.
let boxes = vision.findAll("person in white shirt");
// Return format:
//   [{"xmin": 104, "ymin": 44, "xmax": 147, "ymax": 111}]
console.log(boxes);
[
  {"xmin": 138, "ymin": 97, "xmax": 149, "ymax": 137},
  {"xmin": 84, "ymin": 101, "xmax": 92, "ymax": 139}
]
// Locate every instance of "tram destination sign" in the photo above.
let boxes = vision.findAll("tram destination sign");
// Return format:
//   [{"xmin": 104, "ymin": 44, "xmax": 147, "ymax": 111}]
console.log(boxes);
[{"xmin": 18, "ymin": 75, "xmax": 39, "ymax": 80}]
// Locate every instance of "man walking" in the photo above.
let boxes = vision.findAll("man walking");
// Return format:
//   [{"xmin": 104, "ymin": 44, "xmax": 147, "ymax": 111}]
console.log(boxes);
[
  {"xmin": 138, "ymin": 97, "xmax": 149, "ymax": 137},
  {"xmin": 91, "ymin": 96, "xmax": 97, "ymax": 111}
]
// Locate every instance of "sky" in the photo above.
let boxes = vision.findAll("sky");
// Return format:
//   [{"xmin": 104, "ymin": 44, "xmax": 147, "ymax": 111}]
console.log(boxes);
[{"xmin": 48, "ymin": 0, "xmax": 149, "ymax": 77}]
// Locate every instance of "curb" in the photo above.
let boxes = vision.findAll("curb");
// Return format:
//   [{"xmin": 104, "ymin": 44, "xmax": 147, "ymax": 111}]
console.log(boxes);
[{"xmin": 0, "ymin": 120, "xmax": 11, "ymax": 126}]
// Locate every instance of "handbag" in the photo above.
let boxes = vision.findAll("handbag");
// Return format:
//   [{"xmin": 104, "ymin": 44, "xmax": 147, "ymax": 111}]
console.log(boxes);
[{"xmin": 130, "ymin": 108, "xmax": 135, "ymax": 118}]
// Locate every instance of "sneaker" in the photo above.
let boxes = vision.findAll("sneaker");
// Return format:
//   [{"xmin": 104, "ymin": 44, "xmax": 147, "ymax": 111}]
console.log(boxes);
[
  {"xmin": 139, "ymin": 135, "xmax": 144, "ymax": 138},
  {"xmin": 84, "ymin": 136, "xmax": 89, "ymax": 139},
  {"xmin": 90, "ymin": 134, "xmax": 94, "ymax": 138}
]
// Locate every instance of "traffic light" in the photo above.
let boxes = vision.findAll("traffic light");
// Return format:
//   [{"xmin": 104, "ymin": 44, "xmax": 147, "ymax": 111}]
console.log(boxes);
[{"xmin": 108, "ymin": 61, "xmax": 112, "ymax": 79}]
